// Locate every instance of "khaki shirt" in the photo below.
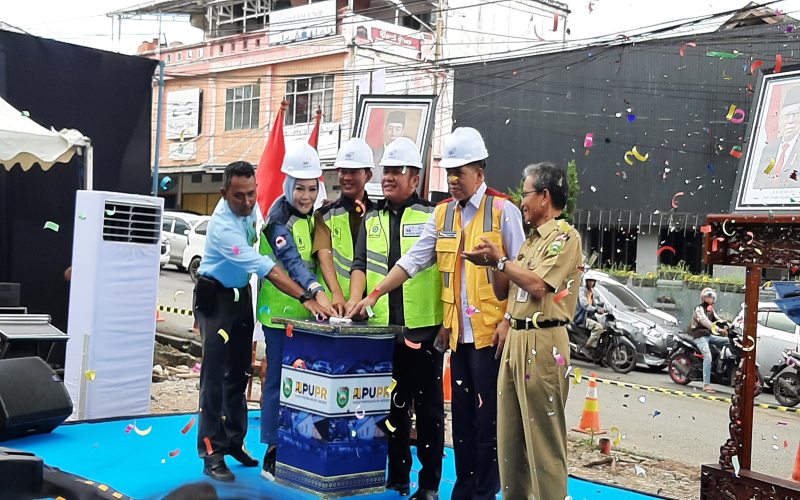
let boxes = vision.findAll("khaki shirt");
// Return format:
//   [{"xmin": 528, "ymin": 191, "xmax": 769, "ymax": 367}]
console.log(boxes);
[{"xmin": 507, "ymin": 218, "xmax": 583, "ymax": 323}]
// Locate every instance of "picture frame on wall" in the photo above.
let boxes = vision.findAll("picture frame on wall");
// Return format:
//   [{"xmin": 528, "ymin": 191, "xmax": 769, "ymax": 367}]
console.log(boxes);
[
  {"xmin": 732, "ymin": 66, "xmax": 800, "ymax": 212},
  {"xmin": 352, "ymin": 94, "xmax": 437, "ymax": 198}
]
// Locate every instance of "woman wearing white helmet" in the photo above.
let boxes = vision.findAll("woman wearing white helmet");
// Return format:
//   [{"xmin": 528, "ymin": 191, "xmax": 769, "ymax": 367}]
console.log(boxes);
[
  {"xmin": 255, "ymin": 141, "xmax": 334, "ymax": 480},
  {"xmin": 689, "ymin": 287, "xmax": 730, "ymax": 394}
]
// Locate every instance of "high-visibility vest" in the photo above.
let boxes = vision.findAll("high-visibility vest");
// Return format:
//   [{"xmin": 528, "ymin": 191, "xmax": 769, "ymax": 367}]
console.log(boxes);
[
  {"xmin": 256, "ymin": 214, "xmax": 315, "ymax": 328},
  {"xmin": 320, "ymin": 206, "xmax": 354, "ymax": 300},
  {"xmin": 364, "ymin": 203, "xmax": 443, "ymax": 329},
  {"xmin": 433, "ymin": 193, "xmax": 508, "ymax": 350}
]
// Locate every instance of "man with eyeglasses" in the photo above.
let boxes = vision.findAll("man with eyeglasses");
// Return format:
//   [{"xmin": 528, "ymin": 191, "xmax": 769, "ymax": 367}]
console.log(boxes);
[{"xmin": 348, "ymin": 127, "xmax": 525, "ymax": 500}]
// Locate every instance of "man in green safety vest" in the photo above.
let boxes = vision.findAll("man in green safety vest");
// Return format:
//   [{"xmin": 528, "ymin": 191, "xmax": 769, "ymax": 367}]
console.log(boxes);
[
  {"xmin": 313, "ymin": 138, "xmax": 375, "ymax": 315},
  {"xmin": 346, "ymin": 137, "xmax": 444, "ymax": 500}
]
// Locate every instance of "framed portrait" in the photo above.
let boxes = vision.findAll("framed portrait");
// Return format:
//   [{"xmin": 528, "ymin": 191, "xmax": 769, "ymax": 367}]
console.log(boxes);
[
  {"xmin": 352, "ymin": 94, "xmax": 437, "ymax": 198},
  {"xmin": 732, "ymin": 66, "xmax": 800, "ymax": 211}
]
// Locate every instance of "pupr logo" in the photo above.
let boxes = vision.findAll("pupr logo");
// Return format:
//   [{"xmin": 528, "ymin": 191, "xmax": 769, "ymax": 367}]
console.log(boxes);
[
  {"xmin": 282, "ymin": 377, "xmax": 293, "ymax": 398},
  {"xmin": 447, "ymin": 148, "xmax": 457, "ymax": 156},
  {"xmin": 336, "ymin": 386, "xmax": 350, "ymax": 408},
  {"xmin": 345, "ymin": 151, "xmax": 354, "ymax": 159}
]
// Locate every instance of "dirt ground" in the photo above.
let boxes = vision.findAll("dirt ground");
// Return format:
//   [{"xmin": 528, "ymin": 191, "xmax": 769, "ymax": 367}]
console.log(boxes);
[{"xmin": 150, "ymin": 370, "xmax": 699, "ymax": 499}]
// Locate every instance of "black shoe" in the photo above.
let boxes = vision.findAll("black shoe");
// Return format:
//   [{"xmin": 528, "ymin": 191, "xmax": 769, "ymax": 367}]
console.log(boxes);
[
  {"xmin": 228, "ymin": 446, "xmax": 259, "ymax": 467},
  {"xmin": 386, "ymin": 482, "xmax": 410, "ymax": 496},
  {"xmin": 203, "ymin": 459, "xmax": 235, "ymax": 483},
  {"xmin": 409, "ymin": 489, "xmax": 439, "ymax": 500},
  {"xmin": 260, "ymin": 445, "xmax": 277, "ymax": 481}
]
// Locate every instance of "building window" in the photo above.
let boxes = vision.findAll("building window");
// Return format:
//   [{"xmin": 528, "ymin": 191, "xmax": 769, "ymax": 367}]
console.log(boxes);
[
  {"xmin": 198, "ymin": 48, "xmax": 204, "ymax": 58},
  {"xmin": 176, "ymin": 52, "xmax": 182, "ymax": 61},
  {"xmin": 224, "ymin": 84, "xmax": 260, "ymax": 131},
  {"xmin": 166, "ymin": 54, "xmax": 171, "ymax": 63},
  {"xmin": 255, "ymin": 39, "xmax": 261, "ymax": 48},
  {"xmin": 211, "ymin": 173, "xmax": 223, "ymax": 182},
  {"xmin": 191, "ymin": 174, "xmax": 203, "ymax": 183},
  {"xmin": 243, "ymin": 39, "xmax": 248, "ymax": 50},
  {"xmin": 187, "ymin": 50, "xmax": 192, "ymax": 60},
  {"xmin": 219, "ymin": 45, "xmax": 224, "ymax": 55},
  {"xmin": 284, "ymin": 76, "xmax": 334, "ymax": 126},
  {"xmin": 230, "ymin": 43, "xmax": 236, "ymax": 52}
]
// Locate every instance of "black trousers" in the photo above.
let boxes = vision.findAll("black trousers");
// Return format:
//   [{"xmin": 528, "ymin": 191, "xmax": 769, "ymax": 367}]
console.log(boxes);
[
  {"xmin": 194, "ymin": 282, "xmax": 254, "ymax": 462},
  {"xmin": 450, "ymin": 343, "xmax": 501, "ymax": 500},
  {"xmin": 387, "ymin": 337, "xmax": 445, "ymax": 491}
]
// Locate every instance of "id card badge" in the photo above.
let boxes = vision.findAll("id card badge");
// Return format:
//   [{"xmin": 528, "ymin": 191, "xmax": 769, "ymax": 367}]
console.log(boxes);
[{"xmin": 515, "ymin": 287, "xmax": 529, "ymax": 303}]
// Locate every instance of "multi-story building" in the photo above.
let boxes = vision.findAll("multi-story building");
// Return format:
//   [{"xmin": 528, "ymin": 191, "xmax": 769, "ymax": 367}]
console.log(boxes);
[{"xmin": 112, "ymin": 0, "xmax": 568, "ymax": 212}]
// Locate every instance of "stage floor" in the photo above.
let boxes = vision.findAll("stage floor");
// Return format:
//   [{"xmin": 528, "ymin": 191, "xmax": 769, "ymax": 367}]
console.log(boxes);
[{"xmin": 6, "ymin": 411, "xmax": 662, "ymax": 499}]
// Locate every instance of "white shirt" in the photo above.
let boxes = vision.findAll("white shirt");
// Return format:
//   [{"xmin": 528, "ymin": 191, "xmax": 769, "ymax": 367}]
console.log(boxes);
[{"xmin": 396, "ymin": 183, "xmax": 526, "ymax": 343}]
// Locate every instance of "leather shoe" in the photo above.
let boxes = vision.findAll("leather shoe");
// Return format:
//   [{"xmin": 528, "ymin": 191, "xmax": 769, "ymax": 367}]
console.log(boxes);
[
  {"xmin": 228, "ymin": 447, "xmax": 259, "ymax": 467},
  {"xmin": 386, "ymin": 482, "xmax": 410, "ymax": 496},
  {"xmin": 203, "ymin": 460, "xmax": 235, "ymax": 482},
  {"xmin": 409, "ymin": 489, "xmax": 439, "ymax": 500}
]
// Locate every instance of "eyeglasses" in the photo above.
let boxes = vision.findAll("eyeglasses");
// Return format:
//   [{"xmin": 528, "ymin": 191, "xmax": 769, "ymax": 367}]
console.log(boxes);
[{"xmin": 520, "ymin": 189, "xmax": 539, "ymax": 198}]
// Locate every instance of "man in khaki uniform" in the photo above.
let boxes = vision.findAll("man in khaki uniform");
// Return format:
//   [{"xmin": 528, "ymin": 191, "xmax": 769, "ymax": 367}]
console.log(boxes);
[{"xmin": 463, "ymin": 162, "xmax": 582, "ymax": 499}]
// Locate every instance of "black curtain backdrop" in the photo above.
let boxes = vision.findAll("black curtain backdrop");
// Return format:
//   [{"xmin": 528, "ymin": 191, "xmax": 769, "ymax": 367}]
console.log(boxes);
[{"xmin": 0, "ymin": 30, "xmax": 158, "ymax": 331}]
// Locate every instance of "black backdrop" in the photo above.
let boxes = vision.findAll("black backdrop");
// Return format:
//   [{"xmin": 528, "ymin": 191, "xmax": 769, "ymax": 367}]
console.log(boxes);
[{"xmin": 0, "ymin": 31, "xmax": 158, "ymax": 331}]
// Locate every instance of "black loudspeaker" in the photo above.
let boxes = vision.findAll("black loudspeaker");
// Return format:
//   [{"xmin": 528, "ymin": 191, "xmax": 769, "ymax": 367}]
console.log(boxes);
[
  {"xmin": 0, "ymin": 447, "xmax": 42, "ymax": 500},
  {"xmin": 0, "ymin": 357, "xmax": 72, "ymax": 442}
]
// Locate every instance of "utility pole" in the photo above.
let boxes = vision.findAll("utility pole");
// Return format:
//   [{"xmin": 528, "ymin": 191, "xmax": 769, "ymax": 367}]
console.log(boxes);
[{"xmin": 423, "ymin": 0, "xmax": 443, "ymax": 198}]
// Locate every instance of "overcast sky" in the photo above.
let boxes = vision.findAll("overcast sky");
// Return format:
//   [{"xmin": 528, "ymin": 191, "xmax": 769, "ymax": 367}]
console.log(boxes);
[{"xmin": 1, "ymin": 0, "xmax": 799, "ymax": 54}]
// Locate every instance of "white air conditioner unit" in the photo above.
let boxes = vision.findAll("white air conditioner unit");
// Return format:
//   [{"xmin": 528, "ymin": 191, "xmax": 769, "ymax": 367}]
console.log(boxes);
[{"xmin": 64, "ymin": 191, "xmax": 164, "ymax": 420}]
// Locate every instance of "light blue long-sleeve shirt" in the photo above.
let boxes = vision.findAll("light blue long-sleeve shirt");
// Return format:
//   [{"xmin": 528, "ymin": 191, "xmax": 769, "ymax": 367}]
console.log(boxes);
[
  {"xmin": 197, "ymin": 198, "xmax": 276, "ymax": 288},
  {"xmin": 396, "ymin": 182, "xmax": 526, "ymax": 343}
]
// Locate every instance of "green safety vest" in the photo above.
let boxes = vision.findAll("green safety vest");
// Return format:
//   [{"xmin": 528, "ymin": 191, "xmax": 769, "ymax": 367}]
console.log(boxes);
[
  {"xmin": 256, "ymin": 214, "xmax": 315, "ymax": 328},
  {"xmin": 364, "ymin": 203, "xmax": 443, "ymax": 329},
  {"xmin": 321, "ymin": 206, "xmax": 355, "ymax": 301}
]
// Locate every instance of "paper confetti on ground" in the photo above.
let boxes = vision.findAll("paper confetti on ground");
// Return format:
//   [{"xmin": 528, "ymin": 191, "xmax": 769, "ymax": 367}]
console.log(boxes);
[
  {"xmin": 133, "ymin": 423, "xmax": 152, "ymax": 436},
  {"xmin": 168, "ymin": 449, "xmax": 180, "ymax": 457},
  {"xmin": 180, "ymin": 416, "xmax": 196, "ymax": 435}
]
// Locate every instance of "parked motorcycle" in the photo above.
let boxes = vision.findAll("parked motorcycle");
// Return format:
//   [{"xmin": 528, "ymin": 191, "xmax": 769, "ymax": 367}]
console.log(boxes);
[
  {"xmin": 567, "ymin": 309, "xmax": 638, "ymax": 374},
  {"xmin": 763, "ymin": 350, "xmax": 800, "ymax": 407},
  {"xmin": 668, "ymin": 322, "xmax": 763, "ymax": 393}
]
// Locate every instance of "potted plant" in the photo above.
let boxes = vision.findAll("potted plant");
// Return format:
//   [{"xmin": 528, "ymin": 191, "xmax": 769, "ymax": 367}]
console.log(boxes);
[
  {"xmin": 632, "ymin": 272, "xmax": 657, "ymax": 287},
  {"xmin": 658, "ymin": 262, "xmax": 688, "ymax": 281},
  {"xmin": 608, "ymin": 267, "xmax": 633, "ymax": 284}
]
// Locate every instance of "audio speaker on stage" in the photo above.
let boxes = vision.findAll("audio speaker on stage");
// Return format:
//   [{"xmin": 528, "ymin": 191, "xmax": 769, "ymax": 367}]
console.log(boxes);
[{"xmin": 0, "ymin": 357, "xmax": 72, "ymax": 442}]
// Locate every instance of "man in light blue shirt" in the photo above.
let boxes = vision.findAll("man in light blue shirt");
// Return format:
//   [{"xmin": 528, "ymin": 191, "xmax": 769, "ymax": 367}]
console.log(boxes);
[{"xmin": 193, "ymin": 161, "xmax": 330, "ymax": 483}]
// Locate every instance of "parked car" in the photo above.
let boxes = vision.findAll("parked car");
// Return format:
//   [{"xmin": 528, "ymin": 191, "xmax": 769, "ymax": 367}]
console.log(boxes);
[
  {"xmin": 587, "ymin": 272, "xmax": 682, "ymax": 370},
  {"xmin": 159, "ymin": 236, "xmax": 170, "ymax": 269},
  {"xmin": 733, "ymin": 301, "xmax": 800, "ymax": 381},
  {"xmin": 181, "ymin": 216, "xmax": 211, "ymax": 282},
  {"xmin": 162, "ymin": 211, "xmax": 204, "ymax": 270}
]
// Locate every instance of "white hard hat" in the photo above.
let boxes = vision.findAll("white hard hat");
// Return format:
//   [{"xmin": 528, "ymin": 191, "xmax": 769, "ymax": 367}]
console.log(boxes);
[
  {"xmin": 281, "ymin": 141, "xmax": 322, "ymax": 179},
  {"xmin": 701, "ymin": 287, "xmax": 717, "ymax": 300},
  {"xmin": 333, "ymin": 138, "xmax": 374, "ymax": 170},
  {"xmin": 380, "ymin": 137, "xmax": 422, "ymax": 169},
  {"xmin": 439, "ymin": 127, "xmax": 489, "ymax": 169},
  {"xmin": 583, "ymin": 270, "xmax": 604, "ymax": 282}
]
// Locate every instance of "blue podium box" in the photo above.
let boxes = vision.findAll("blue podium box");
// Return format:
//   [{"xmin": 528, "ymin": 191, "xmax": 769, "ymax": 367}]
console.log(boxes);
[{"xmin": 272, "ymin": 318, "xmax": 403, "ymax": 498}]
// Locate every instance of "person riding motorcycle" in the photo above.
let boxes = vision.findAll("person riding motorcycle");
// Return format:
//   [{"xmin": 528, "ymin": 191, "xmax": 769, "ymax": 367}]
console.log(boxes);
[
  {"xmin": 689, "ymin": 287, "xmax": 730, "ymax": 394},
  {"xmin": 575, "ymin": 271, "xmax": 605, "ymax": 358}
]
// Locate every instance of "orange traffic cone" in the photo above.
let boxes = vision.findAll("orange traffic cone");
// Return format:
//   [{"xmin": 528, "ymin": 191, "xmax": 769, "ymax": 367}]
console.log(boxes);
[
  {"xmin": 571, "ymin": 371, "xmax": 606, "ymax": 435},
  {"xmin": 792, "ymin": 443, "xmax": 800, "ymax": 481},
  {"xmin": 156, "ymin": 309, "xmax": 165, "ymax": 323},
  {"xmin": 443, "ymin": 352, "xmax": 452, "ymax": 403}
]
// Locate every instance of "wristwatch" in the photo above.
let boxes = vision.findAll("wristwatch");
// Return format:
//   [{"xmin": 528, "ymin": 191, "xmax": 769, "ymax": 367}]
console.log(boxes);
[
  {"xmin": 298, "ymin": 290, "xmax": 314, "ymax": 303},
  {"xmin": 497, "ymin": 256, "xmax": 510, "ymax": 271}
]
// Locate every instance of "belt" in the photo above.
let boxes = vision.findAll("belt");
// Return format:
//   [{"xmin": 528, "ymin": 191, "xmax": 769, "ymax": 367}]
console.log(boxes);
[{"xmin": 509, "ymin": 317, "xmax": 569, "ymax": 330}]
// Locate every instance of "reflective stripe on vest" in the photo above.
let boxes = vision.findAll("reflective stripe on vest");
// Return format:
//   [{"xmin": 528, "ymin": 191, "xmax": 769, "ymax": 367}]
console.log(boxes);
[
  {"xmin": 256, "ymin": 215, "xmax": 315, "ymax": 328},
  {"xmin": 322, "ymin": 206, "xmax": 354, "ymax": 300},
  {"xmin": 365, "ymin": 204, "xmax": 442, "ymax": 329}
]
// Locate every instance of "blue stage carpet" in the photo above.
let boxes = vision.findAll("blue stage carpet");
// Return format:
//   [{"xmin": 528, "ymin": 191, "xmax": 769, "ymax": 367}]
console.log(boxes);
[{"xmin": 6, "ymin": 412, "xmax": 660, "ymax": 499}]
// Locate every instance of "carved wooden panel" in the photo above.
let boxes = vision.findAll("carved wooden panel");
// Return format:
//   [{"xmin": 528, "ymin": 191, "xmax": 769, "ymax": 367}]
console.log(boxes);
[
  {"xmin": 705, "ymin": 214, "xmax": 800, "ymax": 268},
  {"xmin": 701, "ymin": 464, "xmax": 800, "ymax": 499}
]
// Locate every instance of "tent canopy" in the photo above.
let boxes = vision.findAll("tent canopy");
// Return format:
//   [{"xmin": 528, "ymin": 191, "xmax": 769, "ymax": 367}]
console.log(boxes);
[{"xmin": 0, "ymin": 96, "xmax": 88, "ymax": 171}]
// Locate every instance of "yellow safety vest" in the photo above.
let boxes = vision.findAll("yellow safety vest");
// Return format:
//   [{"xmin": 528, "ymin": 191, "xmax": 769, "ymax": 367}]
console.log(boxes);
[
  {"xmin": 321, "ymin": 206, "xmax": 354, "ymax": 301},
  {"xmin": 433, "ymin": 194, "xmax": 507, "ymax": 350},
  {"xmin": 364, "ymin": 203, "xmax": 443, "ymax": 329}
]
